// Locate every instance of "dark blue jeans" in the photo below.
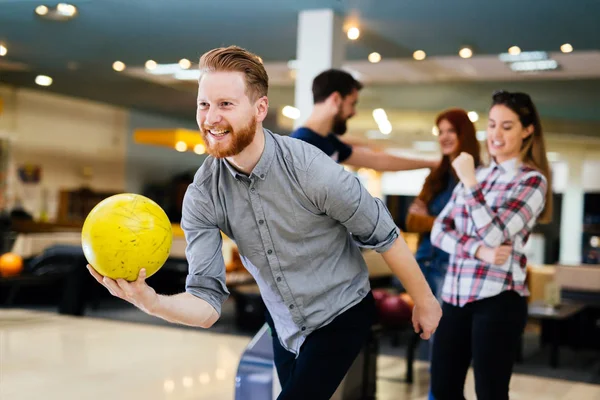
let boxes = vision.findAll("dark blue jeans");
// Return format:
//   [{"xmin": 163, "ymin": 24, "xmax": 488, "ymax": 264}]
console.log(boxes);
[{"xmin": 265, "ymin": 292, "xmax": 376, "ymax": 400}]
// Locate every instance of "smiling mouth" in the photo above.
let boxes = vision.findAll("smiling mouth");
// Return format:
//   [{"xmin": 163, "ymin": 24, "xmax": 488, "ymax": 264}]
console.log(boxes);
[{"xmin": 207, "ymin": 129, "xmax": 230, "ymax": 137}]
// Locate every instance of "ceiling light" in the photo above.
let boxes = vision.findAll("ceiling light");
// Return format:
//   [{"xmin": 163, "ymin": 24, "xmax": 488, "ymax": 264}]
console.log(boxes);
[
  {"xmin": 175, "ymin": 141, "xmax": 187, "ymax": 152},
  {"xmin": 56, "ymin": 3, "xmax": 77, "ymax": 17},
  {"xmin": 347, "ymin": 27, "xmax": 360, "ymax": 40},
  {"xmin": 413, "ymin": 50, "xmax": 426, "ymax": 61},
  {"xmin": 179, "ymin": 58, "xmax": 191, "ymax": 69},
  {"xmin": 282, "ymin": 106, "xmax": 300, "ymax": 120},
  {"xmin": 499, "ymin": 51, "xmax": 548, "ymax": 63},
  {"xmin": 194, "ymin": 144, "xmax": 206, "ymax": 155},
  {"xmin": 468, "ymin": 111, "xmax": 479, "ymax": 122},
  {"xmin": 368, "ymin": 52, "xmax": 381, "ymax": 63},
  {"xmin": 35, "ymin": 3, "xmax": 77, "ymax": 21},
  {"xmin": 0, "ymin": 45, "xmax": 6, "ymax": 57},
  {"xmin": 35, "ymin": 5, "xmax": 48, "ymax": 16},
  {"xmin": 560, "ymin": 43, "xmax": 573, "ymax": 53},
  {"xmin": 112, "ymin": 61, "xmax": 126, "ymax": 72},
  {"xmin": 508, "ymin": 46, "xmax": 521, "ymax": 55},
  {"xmin": 175, "ymin": 69, "xmax": 201, "ymax": 80},
  {"xmin": 145, "ymin": 60, "xmax": 157, "ymax": 70},
  {"xmin": 432, "ymin": 126, "xmax": 439, "ymax": 136},
  {"xmin": 378, "ymin": 120, "xmax": 392, "ymax": 135},
  {"xmin": 35, "ymin": 75, "xmax": 53, "ymax": 86},
  {"xmin": 372, "ymin": 108, "xmax": 387, "ymax": 124},
  {"xmin": 459, "ymin": 46, "xmax": 473, "ymax": 59},
  {"xmin": 510, "ymin": 60, "xmax": 558, "ymax": 72}
]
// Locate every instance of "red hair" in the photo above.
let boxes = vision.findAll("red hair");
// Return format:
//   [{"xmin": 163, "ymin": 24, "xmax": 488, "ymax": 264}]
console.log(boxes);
[{"xmin": 419, "ymin": 108, "xmax": 481, "ymax": 203}]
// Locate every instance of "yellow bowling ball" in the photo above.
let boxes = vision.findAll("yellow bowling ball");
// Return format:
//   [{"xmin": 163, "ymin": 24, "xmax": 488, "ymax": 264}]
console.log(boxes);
[{"xmin": 82, "ymin": 193, "xmax": 173, "ymax": 281}]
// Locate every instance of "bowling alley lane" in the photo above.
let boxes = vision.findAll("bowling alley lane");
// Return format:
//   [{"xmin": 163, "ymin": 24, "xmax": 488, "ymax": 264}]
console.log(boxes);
[{"xmin": 0, "ymin": 308, "xmax": 249, "ymax": 400}]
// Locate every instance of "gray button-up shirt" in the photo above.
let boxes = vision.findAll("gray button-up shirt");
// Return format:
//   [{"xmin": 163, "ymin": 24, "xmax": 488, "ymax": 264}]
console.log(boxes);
[{"xmin": 181, "ymin": 129, "xmax": 399, "ymax": 354}]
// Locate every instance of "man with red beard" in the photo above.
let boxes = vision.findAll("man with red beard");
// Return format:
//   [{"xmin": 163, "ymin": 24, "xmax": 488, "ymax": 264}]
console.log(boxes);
[
  {"xmin": 291, "ymin": 69, "xmax": 437, "ymax": 170},
  {"xmin": 87, "ymin": 46, "xmax": 441, "ymax": 399}
]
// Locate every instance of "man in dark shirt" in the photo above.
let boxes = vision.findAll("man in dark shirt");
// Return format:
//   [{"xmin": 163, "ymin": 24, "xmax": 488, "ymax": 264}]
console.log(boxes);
[{"xmin": 292, "ymin": 69, "xmax": 437, "ymax": 170}]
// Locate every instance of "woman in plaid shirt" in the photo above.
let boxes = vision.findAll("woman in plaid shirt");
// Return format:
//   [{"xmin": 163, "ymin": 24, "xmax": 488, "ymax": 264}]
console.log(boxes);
[{"xmin": 429, "ymin": 91, "xmax": 552, "ymax": 400}]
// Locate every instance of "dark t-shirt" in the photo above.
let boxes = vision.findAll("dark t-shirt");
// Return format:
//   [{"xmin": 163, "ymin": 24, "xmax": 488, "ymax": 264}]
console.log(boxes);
[{"xmin": 290, "ymin": 127, "xmax": 353, "ymax": 163}]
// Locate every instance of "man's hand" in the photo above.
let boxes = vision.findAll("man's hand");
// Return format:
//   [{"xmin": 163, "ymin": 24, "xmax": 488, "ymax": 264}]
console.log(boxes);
[
  {"xmin": 475, "ymin": 245, "xmax": 512, "ymax": 265},
  {"xmin": 87, "ymin": 265, "xmax": 159, "ymax": 314},
  {"xmin": 412, "ymin": 295, "xmax": 442, "ymax": 340}
]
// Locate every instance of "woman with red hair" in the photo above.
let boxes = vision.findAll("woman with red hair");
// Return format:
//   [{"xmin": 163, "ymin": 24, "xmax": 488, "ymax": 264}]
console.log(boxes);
[{"xmin": 406, "ymin": 108, "xmax": 481, "ymax": 304}]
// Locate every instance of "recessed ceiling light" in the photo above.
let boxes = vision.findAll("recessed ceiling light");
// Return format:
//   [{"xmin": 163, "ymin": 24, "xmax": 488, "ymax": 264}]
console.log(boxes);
[
  {"xmin": 0, "ymin": 44, "xmax": 7, "ymax": 57},
  {"xmin": 560, "ymin": 43, "xmax": 573, "ymax": 53},
  {"xmin": 378, "ymin": 120, "xmax": 392, "ymax": 135},
  {"xmin": 145, "ymin": 60, "xmax": 157, "ymax": 70},
  {"xmin": 56, "ymin": 3, "xmax": 77, "ymax": 17},
  {"xmin": 35, "ymin": 5, "xmax": 48, "ymax": 16},
  {"xmin": 35, "ymin": 75, "xmax": 53, "ymax": 86},
  {"xmin": 347, "ymin": 27, "xmax": 360, "ymax": 40},
  {"xmin": 179, "ymin": 58, "xmax": 191, "ymax": 69},
  {"xmin": 36, "ymin": 3, "xmax": 77, "ymax": 20},
  {"xmin": 508, "ymin": 46, "xmax": 521, "ymax": 55},
  {"xmin": 368, "ymin": 52, "xmax": 381, "ymax": 63},
  {"xmin": 459, "ymin": 46, "xmax": 473, "ymax": 59},
  {"xmin": 112, "ymin": 61, "xmax": 126, "ymax": 72},
  {"xmin": 468, "ymin": 111, "xmax": 479, "ymax": 122},
  {"xmin": 413, "ymin": 50, "xmax": 426, "ymax": 61}
]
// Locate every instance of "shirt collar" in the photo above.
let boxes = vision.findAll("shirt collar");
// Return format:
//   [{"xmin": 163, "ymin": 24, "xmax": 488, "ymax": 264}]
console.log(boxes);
[
  {"xmin": 490, "ymin": 156, "xmax": 520, "ymax": 174},
  {"xmin": 222, "ymin": 128, "xmax": 275, "ymax": 181}
]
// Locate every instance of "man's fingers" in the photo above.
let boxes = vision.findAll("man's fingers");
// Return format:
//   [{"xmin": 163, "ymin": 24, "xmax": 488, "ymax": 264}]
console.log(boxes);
[{"xmin": 103, "ymin": 277, "xmax": 126, "ymax": 298}]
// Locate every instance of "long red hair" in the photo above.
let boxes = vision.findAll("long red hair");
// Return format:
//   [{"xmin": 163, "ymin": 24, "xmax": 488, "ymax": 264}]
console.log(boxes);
[{"xmin": 419, "ymin": 108, "xmax": 481, "ymax": 203}]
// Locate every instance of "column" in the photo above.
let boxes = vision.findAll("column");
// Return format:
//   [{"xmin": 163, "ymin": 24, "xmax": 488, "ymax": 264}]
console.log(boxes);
[
  {"xmin": 293, "ymin": 9, "xmax": 345, "ymax": 128},
  {"xmin": 559, "ymin": 153, "xmax": 584, "ymax": 265}
]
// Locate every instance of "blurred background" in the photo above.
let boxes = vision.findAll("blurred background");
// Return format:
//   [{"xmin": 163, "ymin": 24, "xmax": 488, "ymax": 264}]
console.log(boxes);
[{"xmin": 1, "ymin": 1, "xmax": 599, "ymax": 399}]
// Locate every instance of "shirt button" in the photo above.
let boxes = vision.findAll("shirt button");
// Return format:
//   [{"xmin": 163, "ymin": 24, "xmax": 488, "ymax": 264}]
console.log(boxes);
[
  {"xmin": 260, "ymin": 174, "xmax": 265, "ymax": 179},
  {"xmin": 267, "ymin": 249, "xmax": 273, "ymax": 255},
  {"xmin": 259, "ymin": 220, "xmax": 264, "ymax": 225},
  {"xmin": 301, "ymin": 327, "xmax": 306, "ymax": 332},
  {"xmin": 251, "ymin": 188, "xmax": 256, "ymax": 193},
  {"xmin": 289, "ymin": 304, "xmax": 294, "ymax": 310},
  {"xmin": 276, "ymin": 277, "xmax": 282, "ymax": 282}
]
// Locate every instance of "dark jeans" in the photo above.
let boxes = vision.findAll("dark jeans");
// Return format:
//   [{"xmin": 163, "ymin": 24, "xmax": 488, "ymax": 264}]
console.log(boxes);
[
  {"xmin": 430, "ymin": 290, "xmax": 528, "ymax": 400},
  {"xmin": 265, "ymin": 292, "xmax": 375, "ymax": 400}
]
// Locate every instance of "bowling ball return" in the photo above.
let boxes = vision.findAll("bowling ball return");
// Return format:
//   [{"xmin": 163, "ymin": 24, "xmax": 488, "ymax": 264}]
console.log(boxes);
[{"xmin": 234, "ymin": 290, "xmax": 422, "ymax": 400}]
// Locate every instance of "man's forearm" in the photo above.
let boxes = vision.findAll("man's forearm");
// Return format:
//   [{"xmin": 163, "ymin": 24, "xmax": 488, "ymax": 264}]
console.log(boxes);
[
  {"xmin": 381, "ymin": 237, "xmax": 435, "ymax": 305},
  {"xmin": 149, "ymin": 292, "xmax": 219, "ymax": 328},
  {"xmin": 380, "ymin": 154, "xmax": 435, "ymax": 172}
]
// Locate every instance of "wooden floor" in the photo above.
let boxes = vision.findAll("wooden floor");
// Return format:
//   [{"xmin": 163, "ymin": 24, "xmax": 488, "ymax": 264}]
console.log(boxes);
[{"xmin": 1, "ymin": 309, "xmax": 599, "ymax": 400}]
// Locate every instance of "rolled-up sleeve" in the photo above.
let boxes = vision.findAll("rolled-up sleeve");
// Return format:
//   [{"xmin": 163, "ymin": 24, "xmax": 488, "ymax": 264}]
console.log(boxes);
[
  {"xmin": 303, "ymin": 152, "xmax": 399, "ymax": 253},
  {"xmin": 180, "ymin": 183, "xmax": 229, "ymax": 316}
]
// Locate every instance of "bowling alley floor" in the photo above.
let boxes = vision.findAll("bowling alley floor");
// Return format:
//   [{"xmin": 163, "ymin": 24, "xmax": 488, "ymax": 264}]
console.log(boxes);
[{"xmin": 2, "ymin": 308, "xmax": 600, "ymax": 400}]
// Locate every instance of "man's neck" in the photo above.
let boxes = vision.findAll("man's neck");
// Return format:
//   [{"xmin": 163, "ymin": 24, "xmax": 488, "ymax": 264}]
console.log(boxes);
[
  {"xmin": 302, "ymin": 106, "xmax": 334, "ymax": 137},
  {"xmin": 225, "ymin": 127, "xmax": 266, "ymax": 175}
]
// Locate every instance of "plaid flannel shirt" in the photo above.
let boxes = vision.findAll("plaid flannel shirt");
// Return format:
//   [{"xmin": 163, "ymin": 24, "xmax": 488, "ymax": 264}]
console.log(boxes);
[{"xmin": 431, "ymin": 157, "xmax": 548, "ymax": 306}]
